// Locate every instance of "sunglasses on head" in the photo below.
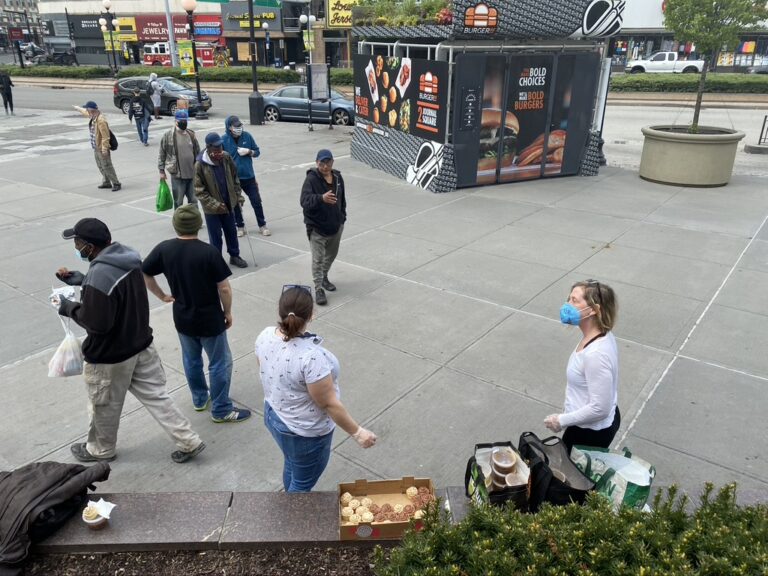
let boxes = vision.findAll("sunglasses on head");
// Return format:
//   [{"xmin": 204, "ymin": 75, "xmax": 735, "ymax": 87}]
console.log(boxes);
[
  {"xmin": 282, "ymin": 284, "xmax": 312, "ymax": 295},
  {"xmin": 584, "ymin": 279, "xmax": 603, "ymax": 304}
]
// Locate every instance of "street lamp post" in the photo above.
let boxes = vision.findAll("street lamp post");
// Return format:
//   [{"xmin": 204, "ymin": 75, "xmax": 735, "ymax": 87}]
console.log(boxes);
[
  {"xmin": 99, "ymin": 0, "xmax": 119, "ymax": 76},
  {"xmin": 299, "ymin": 11, "xmax": 316, "ymax": 132},
  {"xmin": 246, "ymin": 0, "xmax": 264, "ymax": 125},
  {"xmin": 180, "ymin": 0, "xmax": 208, "ymax": 120},
  {"xmin": 262, "ymin": 22, "xmax": 270, "ymax": 67}
]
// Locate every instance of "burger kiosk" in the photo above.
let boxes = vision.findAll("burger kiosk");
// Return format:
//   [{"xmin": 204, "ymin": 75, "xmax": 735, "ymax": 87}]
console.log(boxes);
[{"xmin": 350, "ymin": 0, "xmax": 623, "ymax": 193}]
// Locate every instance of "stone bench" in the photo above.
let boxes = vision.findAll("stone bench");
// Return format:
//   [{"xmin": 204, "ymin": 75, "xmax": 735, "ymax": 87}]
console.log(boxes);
[{"xmin": 35, "ymin": 487, "xmax": 469, "ymax": 554}]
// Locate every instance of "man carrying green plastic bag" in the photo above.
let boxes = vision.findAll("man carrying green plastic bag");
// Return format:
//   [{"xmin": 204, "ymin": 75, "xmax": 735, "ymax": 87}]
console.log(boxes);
[
  {"xmin": 571, "ymin": 446, "xmax": 655, "ymax": 510},
  {"xmin": 156, "ymin": 179, "xmax": 173, "ymax": 212}
]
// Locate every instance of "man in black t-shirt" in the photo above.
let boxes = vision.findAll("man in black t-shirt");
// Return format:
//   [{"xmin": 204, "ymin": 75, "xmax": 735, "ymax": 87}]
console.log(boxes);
[{"xmin": 142, "ymin": 205, "xmax": 251, "ymax": 424}]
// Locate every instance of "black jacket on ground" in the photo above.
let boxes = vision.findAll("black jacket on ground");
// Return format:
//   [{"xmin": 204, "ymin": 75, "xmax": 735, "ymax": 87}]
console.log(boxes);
[
  {"xmin": 0, "ymin": 461, "xmax": 111, "ymax": 576},
  {"xmin": 58, "ymin": 243, "xmax": 153, "ymax": 364},
  {"xmin": 300, "ymin": 168, "xmax": 346, "ymax": 237}
]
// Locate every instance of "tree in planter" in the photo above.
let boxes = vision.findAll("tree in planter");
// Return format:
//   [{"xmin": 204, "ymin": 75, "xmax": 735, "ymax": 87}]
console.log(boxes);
[{"xmin": 663, "ymin": 0, "xmax": 767, "ymax": 132}]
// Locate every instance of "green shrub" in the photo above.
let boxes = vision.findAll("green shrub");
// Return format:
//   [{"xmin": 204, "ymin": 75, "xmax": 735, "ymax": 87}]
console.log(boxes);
[
  {"xmin": 118, "ymin": 65, "xmax": 299, "ymax": 84},
  {"xmin": 611, "ymin": 72, "xmax": 768, "ymax": 94},
  {"xmin": 375, "ymin": 484, "xmax": 768, "ymax": 576},
  {"xmin": 330, "ymin": 67, "xmax": 354, "ymax": 86},
  {"xmin": 0, "ymin": 64, "xmax": 113, "ymax": 79}
]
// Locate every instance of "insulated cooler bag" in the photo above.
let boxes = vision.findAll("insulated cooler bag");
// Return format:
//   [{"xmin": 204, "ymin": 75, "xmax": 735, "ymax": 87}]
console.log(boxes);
[
  {"xmin": 518, "ymin": 432, "xmax": 595, "ymax": 512},
  {"xmin": 465, "ymin": 441, "xmax": 529, "ymax": 510}
]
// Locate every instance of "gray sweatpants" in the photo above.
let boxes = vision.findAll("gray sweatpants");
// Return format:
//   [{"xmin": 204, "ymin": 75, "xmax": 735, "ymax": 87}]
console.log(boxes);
[
  {"xmin": 94, "ymin": 149, "xmax": 120, "ymax": 186},
  {"xmin": 171, "ymin": 176, "xmax": 196, "ymax": 209},
  {"xmin": 84, "ymin": 344, "xmax": 202, "ymax": 458},
  {"xmin": 309, "ymin": 225, "xmax": 344, "ymax": 290}
]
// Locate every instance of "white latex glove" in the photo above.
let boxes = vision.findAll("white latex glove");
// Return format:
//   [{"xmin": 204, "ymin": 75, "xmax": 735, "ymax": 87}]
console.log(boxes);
[
  {"xmin": 352, "ymin": 427, "xmax": 377, "ymax": 448},
  {"xmin": 237, "ymin": 147, "xmax": 252, "ymax": 157},
  {"xmin": 544, "ymin": 414, "xmax": 562, "ymax": 433}
]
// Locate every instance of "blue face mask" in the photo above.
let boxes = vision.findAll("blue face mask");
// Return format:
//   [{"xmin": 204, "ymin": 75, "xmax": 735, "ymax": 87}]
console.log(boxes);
[
  {"xmin": 75, "ymin": 246, "xmax": 90, "ymax": 263},
  {"xmin": 560, "ymin": 303, "xmax": 590, "ymax": 325}
]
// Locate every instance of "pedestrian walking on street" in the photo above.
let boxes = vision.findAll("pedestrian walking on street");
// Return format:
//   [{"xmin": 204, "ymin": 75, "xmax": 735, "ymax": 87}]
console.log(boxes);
[
  {"xmin": 222, "ymin": 115, "xmax": 271, "ymax": 237},
  {"xmin": 158, "ymin": 110, "xmax": 200, "ymax": 209},
  {"xmin": 544, "ymin": 280, "xmax": 620, "ymax": 454},
  {"xmin": 142, "ymin": 204, "xmax": 252, "ymax": 423},
  {"xmin": 0, "ymin": 70, "xmax": 13, "ymax": 116},
  {"xmin": 148, "ymin": 72, "xmax": 163, "ymax": 120},
  {"xmin": 300, "ymin": 149, "xmax": 346, "ymax": 306},
  {"xmin": 75, "ymin": 101, "xmax": 121, "ymax": 192},
  {"xmin": 255, "ymin": 285, "xmax": 376, "ymax": 492},
  {"xmin": 55, "ymin": 218, "xmax": 205, "ymax": 464},
  {"xmin": 128, "ymin": 89, "xmax": 152, "ymax": 146},
  {"xmin": 194, "ymin": 132, "xmax": 249, "ymax": 268}
]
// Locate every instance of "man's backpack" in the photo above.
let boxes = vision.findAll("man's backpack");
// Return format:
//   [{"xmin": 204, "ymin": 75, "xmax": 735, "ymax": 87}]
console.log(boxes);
[
  {"xmin": 146, "ymin": 80, "xmax": 154, "ymax": 96},
  {"xmin": 109, "ymin": 130, "xmax": 118, "ymax": 151}
]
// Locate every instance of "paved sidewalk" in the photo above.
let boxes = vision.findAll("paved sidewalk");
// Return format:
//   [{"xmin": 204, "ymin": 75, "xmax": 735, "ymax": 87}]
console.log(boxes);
[{"xmin": 0, "ymin": 106, "xmax": 766, "ymax": 503}]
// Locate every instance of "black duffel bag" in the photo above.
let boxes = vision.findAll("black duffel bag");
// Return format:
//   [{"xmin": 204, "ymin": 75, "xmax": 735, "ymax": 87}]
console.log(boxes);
[
  {"xmin": 465, "ymin": 441, "xmax": 529, "ymax": 510},
  {"xmin": 518, "ymin": 432, "xmax": 595, "ymax": 512}
]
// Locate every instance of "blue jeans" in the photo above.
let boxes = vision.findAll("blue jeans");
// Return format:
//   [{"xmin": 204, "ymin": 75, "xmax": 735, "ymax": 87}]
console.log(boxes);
[
  {"xmin": 204, "ymin": 210, "xmax": 240, "ymax": 257},
  {"xmin": 178, "ymin": 331, "xmax": 234, "ymax": 419},
  {"xmin": 264, "ymin": 401, "xmax": 334, "ymax": 492},
  {"xmin": 234, "ymin": 178, "xmax": 267, "ymax": 228},
  {"xmin": 135, "ymin": 115, "xmax": 149, "ymax": 144}
]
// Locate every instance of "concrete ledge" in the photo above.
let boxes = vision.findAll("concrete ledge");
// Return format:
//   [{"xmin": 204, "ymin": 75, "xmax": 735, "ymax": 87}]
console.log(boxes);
[
  {"xmin": 745, "ymin": 143, "xmax": 768, "ymax": 154},
  {"xmin": 34, "ymin": 487, "xmax": 470, "ymax": 554},
  {"xmin": 37, "ymin": 492, "xmax": 232, "ymax": 553}
]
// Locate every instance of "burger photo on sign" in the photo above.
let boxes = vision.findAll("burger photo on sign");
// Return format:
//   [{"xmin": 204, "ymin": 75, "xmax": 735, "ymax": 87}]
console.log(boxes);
[
  {"xmin": 477, "ymin": 108, "xmax": 519, "ymax": 175},
  {"xmin": 365, "ymin": 59, "xmax": 379, "ymax": 108},
  {"xmin": 395, "ymin": 57, "xmax": 412, "ymax": 99}
]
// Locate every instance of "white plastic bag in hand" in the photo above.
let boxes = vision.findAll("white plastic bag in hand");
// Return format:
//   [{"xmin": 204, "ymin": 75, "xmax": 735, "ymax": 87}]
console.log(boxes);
[
  {"xmin": 48, "ymin": 318, "xmax": 83, "ymax": 377},
  {"xmin": 237, "ymin": 147, "xmax": 251, "ymax": 157}
]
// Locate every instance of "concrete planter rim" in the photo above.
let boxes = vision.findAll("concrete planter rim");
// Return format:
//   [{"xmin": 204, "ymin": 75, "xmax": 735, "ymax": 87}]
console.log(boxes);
[{"xmin": 641, "ymin": 125, "xmax": 746, "ymax": 144}]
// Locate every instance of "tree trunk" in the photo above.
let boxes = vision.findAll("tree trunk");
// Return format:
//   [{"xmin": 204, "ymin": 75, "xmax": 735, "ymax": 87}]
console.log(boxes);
[{"xmin": 692, "ymin": 58, "xmax": 708, "ymax": 132}]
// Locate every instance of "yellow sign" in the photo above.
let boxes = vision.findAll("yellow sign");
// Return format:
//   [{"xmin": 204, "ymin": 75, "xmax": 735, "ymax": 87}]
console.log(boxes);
[
  {"xmin": 102, "ymin": 31, "xmax": 120, "ymax": 51},
  {"xmin": 303, "ymin": 30, "xmax": 315, "ymax": 50},
  {"xmin": 178, "ymin": 40, "xmax": 195, "ymax": 76},
  {"xmin": 327, "ymin": 0, "xmax": 358, "ymax": 28},
  {"xmin": 117, "ymin": 16, "xmax": 137, "ymax": 42}
]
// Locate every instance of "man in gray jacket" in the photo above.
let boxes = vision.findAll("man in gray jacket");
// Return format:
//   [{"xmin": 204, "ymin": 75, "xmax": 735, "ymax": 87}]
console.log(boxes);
[{"xmin": 158, "ymin": 110, "xmax": 200, "ymax": 209}]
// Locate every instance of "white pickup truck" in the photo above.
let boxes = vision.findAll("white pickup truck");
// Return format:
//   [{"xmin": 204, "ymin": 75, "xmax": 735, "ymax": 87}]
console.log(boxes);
[{"xmin": 625, "ymin": 51, "xmax": 704, "ymax": 74}]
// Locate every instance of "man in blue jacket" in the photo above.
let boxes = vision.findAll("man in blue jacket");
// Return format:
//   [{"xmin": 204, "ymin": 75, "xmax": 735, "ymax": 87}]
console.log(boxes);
[{"xmin": 222, "ymin": 115, "xmax": 271, "ymax": 237}]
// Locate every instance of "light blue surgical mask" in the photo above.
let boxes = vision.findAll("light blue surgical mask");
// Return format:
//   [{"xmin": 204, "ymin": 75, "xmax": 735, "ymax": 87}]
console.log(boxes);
[
  {"xmin": 75, "ymin": 245, "xmax": 91, "ymax": 262},
  {"xmin": 560, "ymin": 303, "xmax": 591, "ymax": 325},
  {"xmin": 231, "ymin": 126, "xmax": 243, "ymax": 137}
]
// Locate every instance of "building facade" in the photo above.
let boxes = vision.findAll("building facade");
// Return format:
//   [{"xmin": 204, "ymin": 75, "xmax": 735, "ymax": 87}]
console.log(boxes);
[{"xmin": 1, "ymin": 0, "xmax": 43, "ymax": 50}]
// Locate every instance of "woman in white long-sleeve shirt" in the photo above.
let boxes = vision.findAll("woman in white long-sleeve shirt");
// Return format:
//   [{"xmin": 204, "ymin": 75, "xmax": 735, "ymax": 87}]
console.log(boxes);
[{"xmin": 544, "ymin": 280, "xmax": 620, "ymax": 453}]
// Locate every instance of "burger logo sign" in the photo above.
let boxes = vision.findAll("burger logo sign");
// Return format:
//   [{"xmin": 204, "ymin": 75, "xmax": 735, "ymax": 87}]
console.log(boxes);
[{"xmin": 463, "ymin": 2, "xmax": 498, "ymax": 34}]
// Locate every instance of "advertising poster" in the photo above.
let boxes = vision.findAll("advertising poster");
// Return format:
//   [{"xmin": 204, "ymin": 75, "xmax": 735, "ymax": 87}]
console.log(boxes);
[
  {"xmin": 353, "ymin": 53, "xmax": 448, "ymax": 142},
  {"xmin": 178, "ymin": 40, "xmax": 195, "ymax": 76},
  {"xmin": 499, "ymin": 55, "xmax": 554, "ymax": 182}
]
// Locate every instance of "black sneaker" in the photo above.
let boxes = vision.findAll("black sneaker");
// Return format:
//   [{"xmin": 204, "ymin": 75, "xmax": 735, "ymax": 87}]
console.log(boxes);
[
  {"xmin": 315, "ymin": 288, "xmax": 327, "ymax": 306},
  {"xmin": 322, "ymin": 277, "xmax": 336, "ymax": 292},
  {"xmin": 111, "ymin": 184, "xmax": 122, "ymax": 192},
  {"xmin": 229, "ymin": 255, "xmax": 248, "ymax": 268},
  {"xmin": 171, "ymin": 441, "xmax": 206, "ymax": 463},
  {"xmin": 70, "ymin": 442, "xmax": 116, "ymax": 463},
  {"xmin": 97, "ymin": 183, "xmax": 112, "ymax": 189}
]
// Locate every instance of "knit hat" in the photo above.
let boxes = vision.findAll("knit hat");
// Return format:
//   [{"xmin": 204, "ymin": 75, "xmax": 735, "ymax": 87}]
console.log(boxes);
[{"xmin": 173, "ymin": 205, "xmax": 203, "ymax": 236}]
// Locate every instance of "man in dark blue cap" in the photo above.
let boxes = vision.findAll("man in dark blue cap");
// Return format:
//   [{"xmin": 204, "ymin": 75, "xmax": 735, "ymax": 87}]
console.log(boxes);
[
  {"xmin": 300, "ymin": 148, "xmax": 346, "ymax": 305},
  {"xmin": 193, "ymin": 132, "xmax": 248, "ymax": 268},
  {"xmin": 74, "ymin": 101, "xmax": 121, "ymax": 192}
]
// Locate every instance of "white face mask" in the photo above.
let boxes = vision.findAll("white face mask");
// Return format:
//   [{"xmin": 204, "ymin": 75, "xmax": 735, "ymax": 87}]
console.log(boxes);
[{"xmin": 231, "ymin": 126, "xmax": 243, "ymax": 137}]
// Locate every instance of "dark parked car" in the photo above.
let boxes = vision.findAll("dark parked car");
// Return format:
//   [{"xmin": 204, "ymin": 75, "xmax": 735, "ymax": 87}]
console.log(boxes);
[
  {"xmin": 746, "ymin": 65, "xmax": 768, "ymax": 74},
  {"xmin": 31, "ymin": 50, "xmax": 77, "ymax": 66},
  {"xmin": 113, "ymin": 76, "xmax": 212, "ymax": 116},
  {"xmin": 263, "ymin": 85, "xmax": 354, "ymax": 126}
]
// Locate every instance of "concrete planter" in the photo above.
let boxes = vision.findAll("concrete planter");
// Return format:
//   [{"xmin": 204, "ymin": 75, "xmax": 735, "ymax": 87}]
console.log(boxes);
[{"xmin": 639, "ymin": 125, "xmax": 745, "ymax": 187}]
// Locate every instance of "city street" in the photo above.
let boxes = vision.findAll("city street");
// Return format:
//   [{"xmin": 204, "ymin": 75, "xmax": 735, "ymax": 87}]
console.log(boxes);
[{"xmin": 0, "ymin": 87, "xmax": 766, "ymax": 504}]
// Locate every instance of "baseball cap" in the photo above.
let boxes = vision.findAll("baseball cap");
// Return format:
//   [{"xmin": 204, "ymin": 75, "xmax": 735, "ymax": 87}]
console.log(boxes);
[
  {"xmin": 175, "ymin": 110, "xmax": 189, "ymax": 121},
  {"xmin": 62, "ymin": 218, "xmax": 112, "ymax": 247},
  {"xmin": 229, "ymin": 116, "xmax": 243, "ymax": 127},
  {"xmin": 316, "ymin": 149, "xmax": 333, "ymax": 162},
  {"xmin": 205, "ymin": 132, "xmax": 223, "ymax": 147},
  {"xmin": 82, "ymin": 101, "xmax": 98, "ymax": 110}
]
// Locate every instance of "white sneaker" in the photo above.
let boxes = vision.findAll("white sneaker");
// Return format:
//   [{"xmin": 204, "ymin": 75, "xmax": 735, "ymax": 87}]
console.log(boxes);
[
  {"xmin": 236, "ymin": 227, "xmax": 245, "ymax": 237},
  {"xmin": 259, "ymin": 226, "xmax": 271, "ymax": 236}
]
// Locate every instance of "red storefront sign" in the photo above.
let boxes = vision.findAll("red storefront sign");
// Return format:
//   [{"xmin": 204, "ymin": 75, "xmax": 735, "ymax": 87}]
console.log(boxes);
[
  {"xmin": 9, "ymin": 28, "xmax": 24, "ymax": 41},
  {"xmin": 135, "ymin": 14, "xmax": 189, "ymax": 41},
  {"xmin": 193, "ymin": 15, "xmax": 222, "ymax": 41}
]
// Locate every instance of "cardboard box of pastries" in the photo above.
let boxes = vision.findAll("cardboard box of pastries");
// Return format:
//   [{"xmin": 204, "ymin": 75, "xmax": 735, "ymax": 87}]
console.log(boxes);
[{"xmin": 338, "ymin": 476, "xmax": 435, "ymax": 541}]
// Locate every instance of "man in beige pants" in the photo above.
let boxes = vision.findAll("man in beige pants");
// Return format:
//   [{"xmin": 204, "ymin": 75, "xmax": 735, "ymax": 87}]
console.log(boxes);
[
  {"xmin": 55, "ymin": 217, "xmax": 205, "ymax": 463},
  {"xmin": 75, "ymin": 101, "xmax": 122, "ymax": 192}
]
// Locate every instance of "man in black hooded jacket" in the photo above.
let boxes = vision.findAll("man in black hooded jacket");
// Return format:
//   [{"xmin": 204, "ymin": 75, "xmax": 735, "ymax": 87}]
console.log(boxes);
[{"xmin": 300, "ymin": 149, "xmax": 346, "ymax": 306}]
